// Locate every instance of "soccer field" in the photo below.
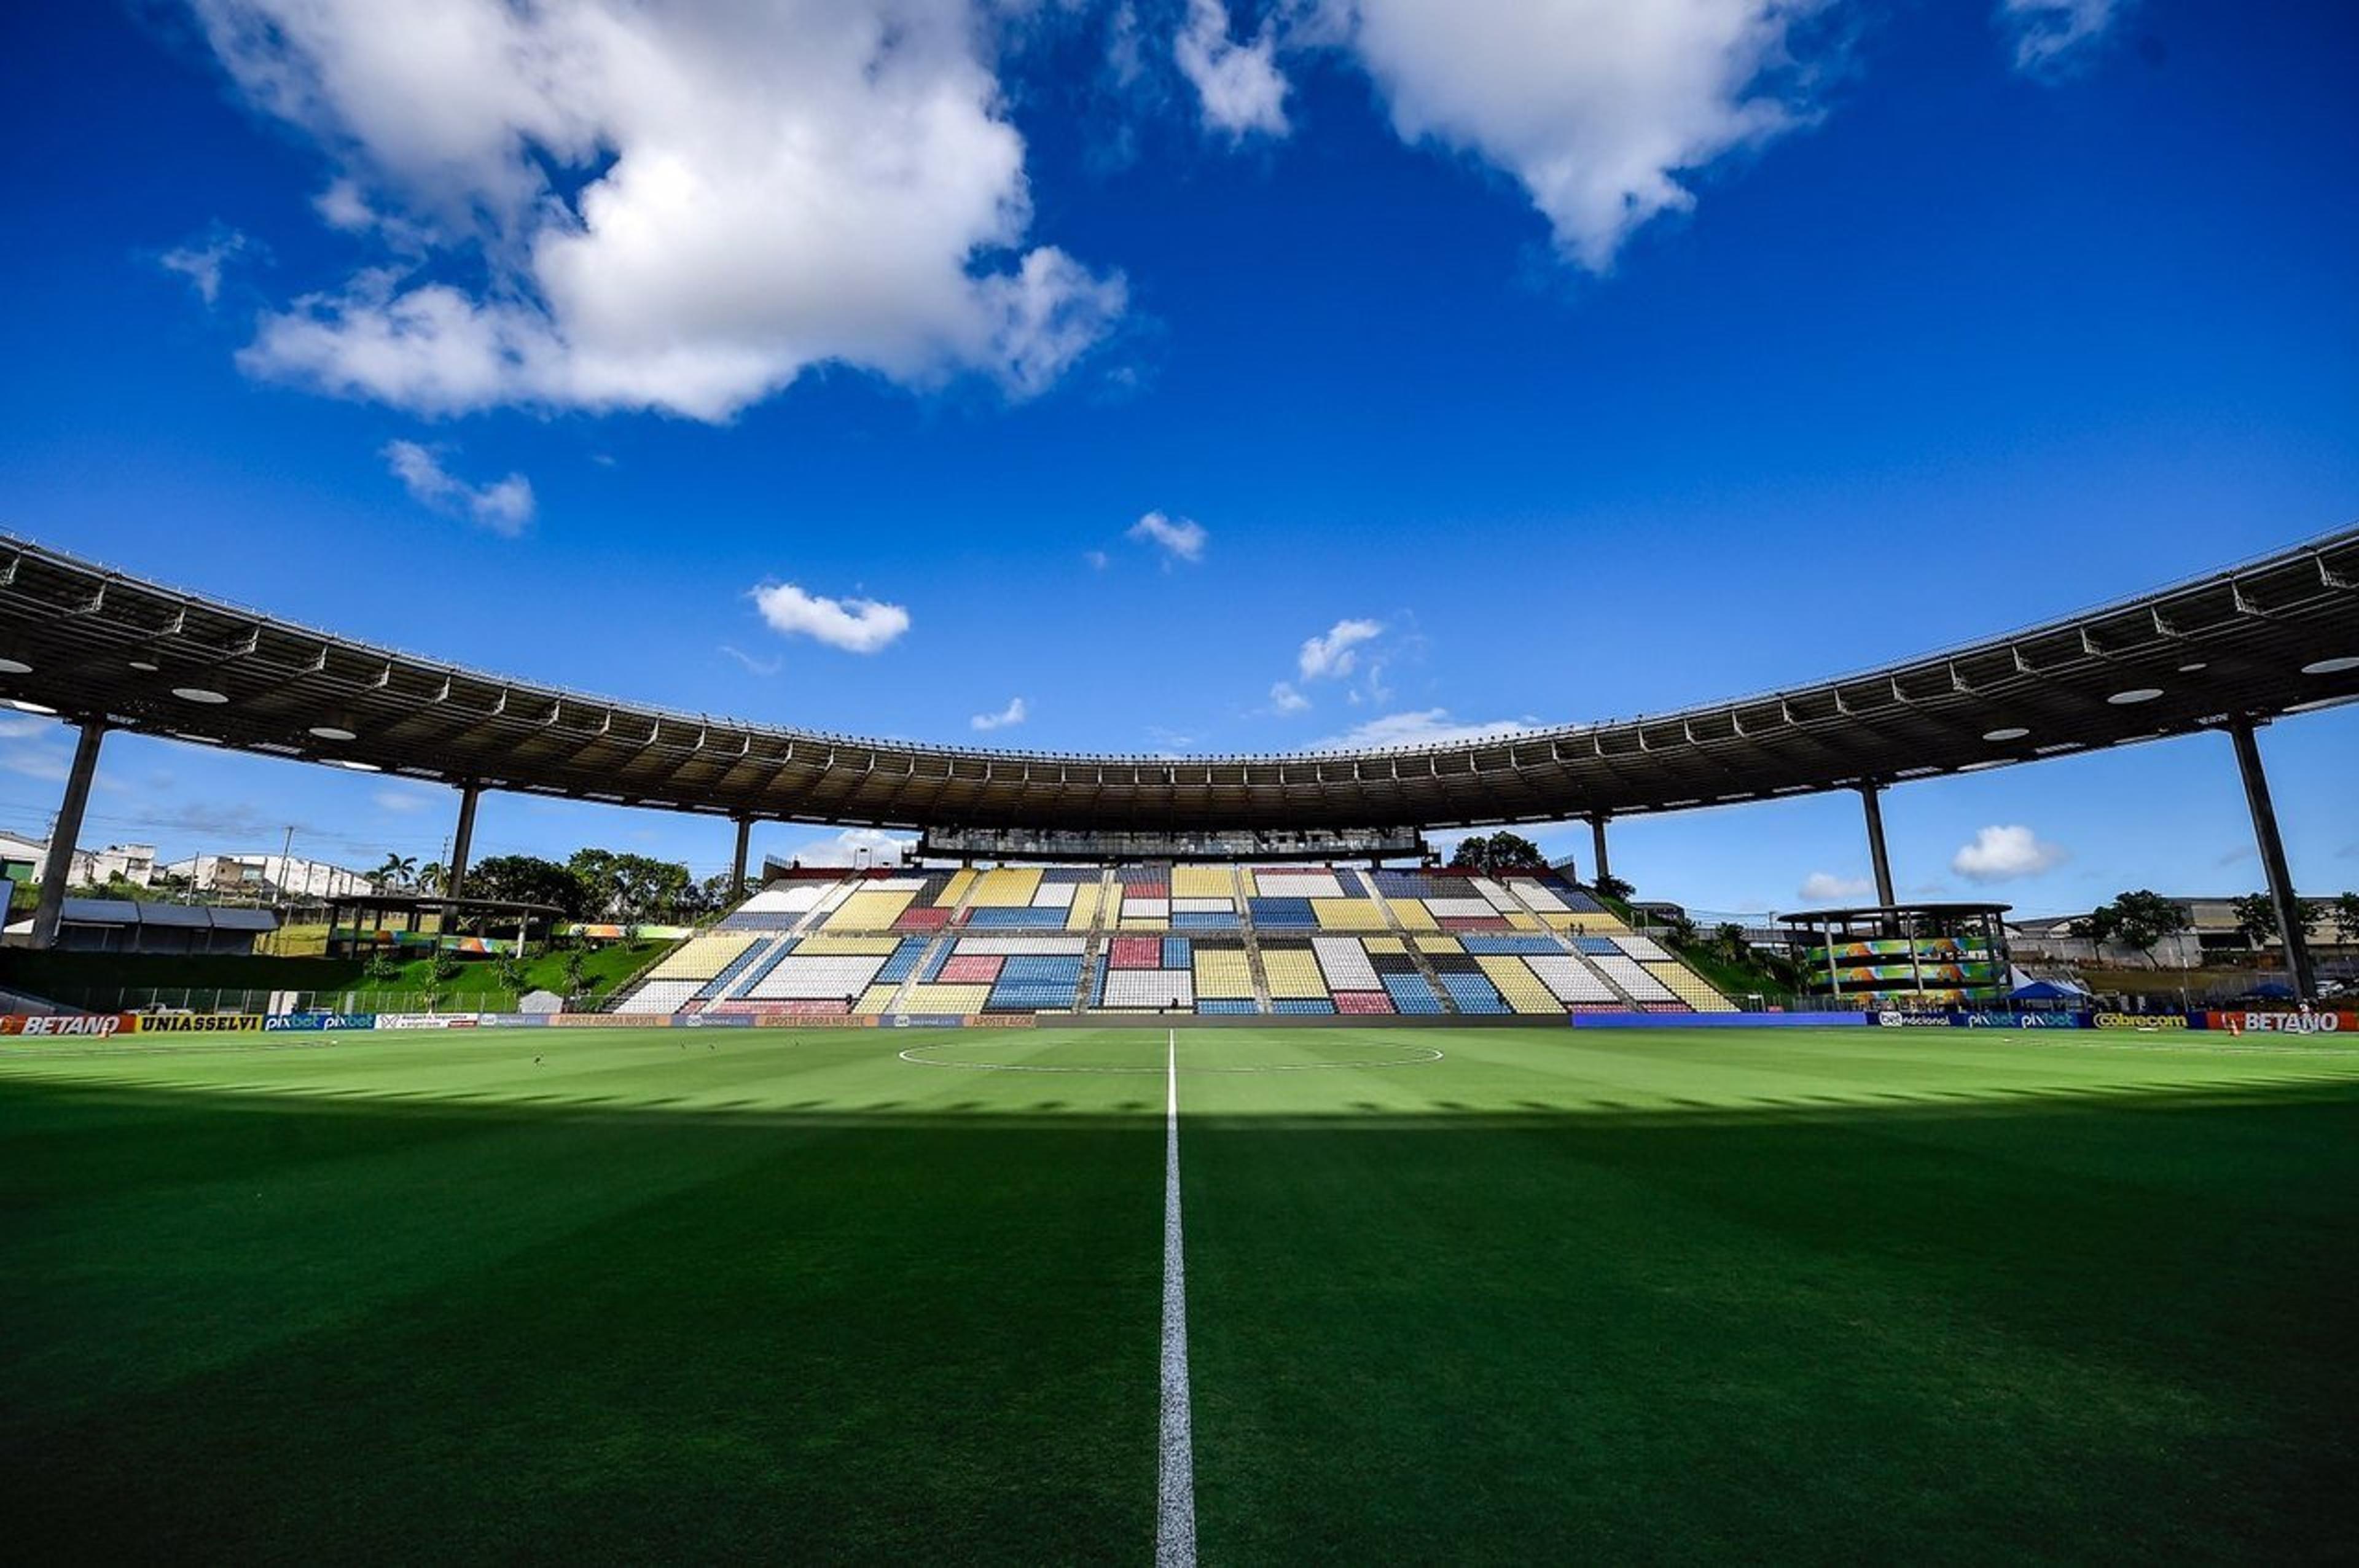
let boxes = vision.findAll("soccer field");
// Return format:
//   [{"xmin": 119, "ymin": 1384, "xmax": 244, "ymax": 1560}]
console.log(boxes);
[{"xmin": 4, "ymin": 1025, "xmax": 2357, "ymax": 1562}]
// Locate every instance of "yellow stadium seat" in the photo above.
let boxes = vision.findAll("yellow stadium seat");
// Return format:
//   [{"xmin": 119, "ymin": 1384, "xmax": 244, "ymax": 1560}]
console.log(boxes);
[
  {"xmin": 646, "ymin": 932, "xmax": 756, "ymax": 981},
  {"xmin": 1312, "ymin": 899, "xmax": 1391, "ymax": 930},
  {"xmin": 1193, "ymin": 948, "xmax": 1256, "ymax": 1000},
  {"xmin": 1646, "ymin": 962, "xmax": 1739, "ymax": 1012},
  {"xmin": 1476, "ymin": 955, "xmax": 1563, "ymax": 1015},
  {"xmin": 1260, "ymin": 948, "xmax": 1329, "ymax": 999},
  {"xmin": 826, "ymin": 890, "xmax": 914, "ymax": 930},
  {"xmin": 897, "ymin": 984, "xmax": 993, "ymax": 1015}
]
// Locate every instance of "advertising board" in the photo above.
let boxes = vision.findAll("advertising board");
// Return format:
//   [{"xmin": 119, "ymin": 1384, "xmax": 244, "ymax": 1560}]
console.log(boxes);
[
  {"xmin": 2092, "ymin": 1013, "xmax": 2188, "ymax": 1030},
  {"xmin": 139, "ymin": 1013, "xmax": 264, "ymax": 1033},
  {"xmin": 1954, "ymin": 1011, "xmax": 2084, "ymax": 1029},
  {"xmin": 1, "ymin": 1013, "xmax": 140, "ymax": 1037},
  {"xmin": 375, "ymin": 1013, "xmax": 482, "ymax": 1030},
  {"xmin": 2206, "ymin": 1011, "xmax": 2357, "ymax": 1036},
  {"xmin": 262, "ymin": 1013, "xmax": 377, "ymax": 1032}
]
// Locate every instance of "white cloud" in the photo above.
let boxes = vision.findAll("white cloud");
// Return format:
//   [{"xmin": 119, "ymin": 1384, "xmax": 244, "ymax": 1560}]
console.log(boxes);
[
  {"xmin": 1084, "ymin": 549, "xmax": 1110, "ymax": 570},
  {"xmin": 1798, "ymin": 871, "xmax": 1872, "ymax": 902},
  {"xmin": 191, "ymin": 0, "xmax": 1124, "ymax": 421},
  {"xmin": 158, "ymin": 227, "xmax": 253, "ymax": 305},
  {"xmin": 780, "ymin": 825, "xmax": 915, "ymax": 868},
  {"xmin": 1297, "ymin": 617, "xmax": 1385, "ymax": 681},
  {"xmin": 1320, "ymin": 0, "xmax": 1827, "ymax": 270},
  {"xmin": 1305, "ymin": 708, "xmax": 1536, "ymax": 751},
  {"xmin": 718, "ymin": 644, "xmax": 783, "ymax": 677},
  {"xmin": 1175, "ymin": 0, "xmax": 1290, "ymax": 140},
  {"xmin": 1998, "ymin": 0, "xmax": 2127, "ymax": 74},
  {"xmin": 1952, "ymin": 824, "xmax": 2067, "ymax": 883},
  {"xmin": 1128, "ymin": 510, "xmax": 1208, "ymax": 563},
  {"xmin": 971, "ymin": 696, "xmax": 1029, "ymax": 731},
  {"xmin": 381, "ymin": 440, "xmax": 535, "ymax": 535},
  {"xmin": 372, "ymin": 787, "xmax": 434, "ymax": 813},
  {"xmin": 750, "ymin": 582, "xmax": 912, "ymax": 654},
  {"xmin": 1267, "ymin": 680, "xmax": 1311, "ymax": 714}
]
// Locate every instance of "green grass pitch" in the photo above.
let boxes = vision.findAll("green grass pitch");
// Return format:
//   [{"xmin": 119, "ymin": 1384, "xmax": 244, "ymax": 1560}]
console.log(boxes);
[{"xmin": 4, "ymin": 1025, "xmax": 2356, "ymax": 1561}]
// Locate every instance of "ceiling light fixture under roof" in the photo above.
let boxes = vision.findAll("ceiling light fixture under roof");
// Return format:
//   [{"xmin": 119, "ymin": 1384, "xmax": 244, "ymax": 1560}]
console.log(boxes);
[
  {"xmin": 1982, "ymin": 727, "xmax": 2029, "ymax": 741},
  {"xmin": 172, "ymin": 686, "xmax": 229, "ymax": 704},
  {"xmin": 2177, "ymin": 661, "xmax": 2208, "ymax": 673},
  {"xmin": 127, "ymin": 660, "xmax": 159, "ymax": 672},
  {"xmin": 2301, "ymin": 655, "xmax": 2359, "ymax": 675},
  {"xmin": 327, "ymin": 759, "xmax": 381, "ymax": 772},
  {"xmin": 308, "ymin": 724, "xmax": 359, "ymax": 741},
  {"xmin": 0, "ymin": 658, "xmax": 30, "ymax": 674},
  {"xmin": 2107, "ymin": 688, "xmax": 2164, "ymax": 705},
  {"xmin": 6, "ymin": 698, "xmax": 58, "ymax": 716}
]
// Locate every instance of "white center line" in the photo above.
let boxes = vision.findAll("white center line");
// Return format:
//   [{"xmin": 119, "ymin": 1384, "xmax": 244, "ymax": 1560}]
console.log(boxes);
[{"xmin": 1156, "ymin": 1027, "xmax": 1197, "ymax": 1567}]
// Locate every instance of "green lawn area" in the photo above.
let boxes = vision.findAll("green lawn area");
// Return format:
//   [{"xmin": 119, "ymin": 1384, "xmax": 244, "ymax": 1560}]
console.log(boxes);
[
  {"xmin": 2, "ymin": 1026, "xmax": 2354, "ymax": 1561},
  {"xmin": 0, "ymin": 941, "xmax": 666, "ymax": 1009}
]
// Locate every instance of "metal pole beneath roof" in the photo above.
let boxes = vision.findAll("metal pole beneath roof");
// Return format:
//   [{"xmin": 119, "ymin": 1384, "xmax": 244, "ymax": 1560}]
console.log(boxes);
[
  {"xmin": 1588, "ymin": 814, "xmax": 1611, "ymax": 886},
  {"xmin": 447, "ymin": 781, "xmax": 481, "ymax": 903},
  {"xmin": 1858, "ymin": 782, "xmax": 1896, "ymax": 910},
  {"xmin": 729, "ymin": 814, "xmax": 753, "ymax": 897},
  {"xmin": 2227, "ymin": 719, "xmax": 2318, "ymax": 1001},
  {"xmin": 31, "ymin": 720, "xmax": 105, "ymax": 950}
]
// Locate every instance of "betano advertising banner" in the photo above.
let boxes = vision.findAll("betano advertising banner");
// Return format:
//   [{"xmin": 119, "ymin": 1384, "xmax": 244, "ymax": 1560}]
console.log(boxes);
[
  {"xmin": 2206, "ymin": 1011, "xmax": 2358, "ymax": 1036},
  {"xmin": 1, "ymin": 1013, "xmax": 141, "ymax": 1037}
]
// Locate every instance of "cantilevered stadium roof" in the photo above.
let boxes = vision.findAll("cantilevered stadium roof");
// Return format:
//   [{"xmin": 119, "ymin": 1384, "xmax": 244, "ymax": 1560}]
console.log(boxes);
[{"xmin": 1, "ymin": 528, "xmax": 2353, "ymax": 832}]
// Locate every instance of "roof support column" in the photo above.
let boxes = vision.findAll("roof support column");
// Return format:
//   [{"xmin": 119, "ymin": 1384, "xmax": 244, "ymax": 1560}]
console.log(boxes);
[
  {"xmin": 1587, "ymin": 814, "xmax": 1611, "ymax": 887},
  {"xmin": 1858, "ymin": 782, "xmax": 1896, "ymax": 908},
  {"xmin": 31, "ymin": 720, "xmax": 106, "ymax": 950},
  {"xmin": 447, "ymin": 781, "xmax": 481, "ymax": 903},
  {"xmin": 729, "ymin": 814, "xmax": 753, "ymax": 897},
  {"xmin": 2228, "ymin": 719, "xmax": 2317, "ymax": 1000}
]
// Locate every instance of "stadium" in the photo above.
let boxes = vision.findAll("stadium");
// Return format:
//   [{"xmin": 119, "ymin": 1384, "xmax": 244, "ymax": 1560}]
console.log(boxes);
[{"xmin": 8, "ymin": 5, "xmax": 2359, "ymax": 1564}]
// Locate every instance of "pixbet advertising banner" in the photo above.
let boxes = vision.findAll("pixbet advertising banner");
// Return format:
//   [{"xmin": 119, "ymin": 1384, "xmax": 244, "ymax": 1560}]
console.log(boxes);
[
  {"xmin": 262, "ymin": 1013, "xmax": 377, "ymax": 1032},
  {"xmin": 1954, "ymin": 1011, "xmax": 2084, "ymax": 1029}
]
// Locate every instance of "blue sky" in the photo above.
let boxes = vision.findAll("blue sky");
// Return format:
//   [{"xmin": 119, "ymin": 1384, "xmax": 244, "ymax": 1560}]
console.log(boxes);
[{"xmin": 1, "ymin": 0, "xmax": 2353, "ymax": 913}]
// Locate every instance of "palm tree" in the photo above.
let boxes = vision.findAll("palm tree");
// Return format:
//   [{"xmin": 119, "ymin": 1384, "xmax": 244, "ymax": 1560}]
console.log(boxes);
[
  {"xmin": 418, "ymin": 861, "xmax": 447, "ymax": 895},
  {"xmin": 373, "ymin": 852, "xmax": 417, "ymax": 892}
]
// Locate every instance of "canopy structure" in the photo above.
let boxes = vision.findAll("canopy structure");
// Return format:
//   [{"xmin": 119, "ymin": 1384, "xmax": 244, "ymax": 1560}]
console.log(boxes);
[{"xmin": 0, "ymin": 527, "xmax": 2353, "ymax": 832}]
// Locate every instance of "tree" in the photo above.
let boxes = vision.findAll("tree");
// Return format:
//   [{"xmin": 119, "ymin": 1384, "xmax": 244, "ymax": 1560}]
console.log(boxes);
[
  {"xmin": 1447, "ymin": 832, "xmax": 1549, "ymax": 876},
  {"xmin": 2335, "ymin": 892, "xmax": 2359, "ymax": 946},
  {"xmin": 372, "ymin": 852, "xmax": 417, "ymax": 892},
  {"xmin": 1713, "ymin": 922, "xmax": 1750, "ymax": 965},
  {"xmin": 467, "ymin": 854, "xmax": 587, "ymax": 917},
  {"xmin": 1594, "ymin": 872, "xmax": 1633, "ymax": 902},
  {"xmin": 417, "ymin": 861, "xmax": 447, "ymax": 895},
  {"xmin": 2078, "ymin": 889, "xmax": 2186, "ymax": 968},
  {"xmin": 2231, "ymin": 892, "xmax": 2279, "ymax": 948},
  {"xmin": 2229, "ymin": 893, "xmax": 2322, "ymax": 948}
]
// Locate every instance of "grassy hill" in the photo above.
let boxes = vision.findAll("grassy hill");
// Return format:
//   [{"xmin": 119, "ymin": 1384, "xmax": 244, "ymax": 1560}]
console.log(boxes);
[{"xmin": 0, "ymin": 942, "xmax": 665, "ymax": 1011}]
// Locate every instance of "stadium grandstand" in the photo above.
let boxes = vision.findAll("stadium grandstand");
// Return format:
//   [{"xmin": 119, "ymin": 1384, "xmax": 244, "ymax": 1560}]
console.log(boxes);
[{"xmin": 1, "ymin": 527, "xmax": 2353, "ymax": 1005}]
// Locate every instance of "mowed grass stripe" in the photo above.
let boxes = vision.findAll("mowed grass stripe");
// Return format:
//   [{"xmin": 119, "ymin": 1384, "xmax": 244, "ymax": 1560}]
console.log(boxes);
[
  {"xmin": 1178, "ymin": 1030, "xmax": 2359, "ymax": 1562},
  {"xmin": 0, "ymin": 1043, "xmax": 1165, "ymax": 1561}
]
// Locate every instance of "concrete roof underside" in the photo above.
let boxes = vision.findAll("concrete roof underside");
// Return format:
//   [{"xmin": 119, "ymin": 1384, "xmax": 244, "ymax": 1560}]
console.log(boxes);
[{"xmin": 1, "ymin": 528, "xmax": 2353, "ymax": 833}]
